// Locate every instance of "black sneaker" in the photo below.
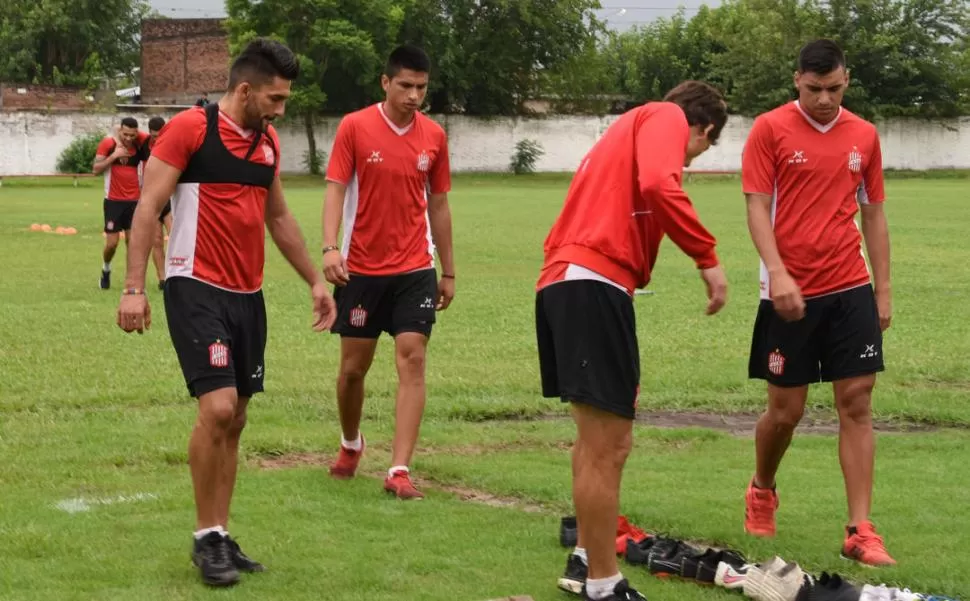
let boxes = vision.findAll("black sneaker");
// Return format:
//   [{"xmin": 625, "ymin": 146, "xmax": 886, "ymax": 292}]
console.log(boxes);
[
  {"xmin": 645, "ymin": 539, "xmax": 695, "ymax": 577},
  {"xmin": 797, "ymin": 572, "xmax": 861, "ymax": 601},
  {"xmin": 191, "ymin": 532, "xmax": 240, "ymax": 587},
  {"xmin": 582, "ymin": 578, "xmax": 648, "ymax": 601},
  {"xmin": 694, "ymin": 548, "xmax": 747, "ymax": 583},
  {"xmin": 557, "ymin": 553, "xmax": 587, "ymax": 595},
  {"xmin": 226, "ymin": 536, "xmax": 265, "ymax": 573},
  {"xmin": 624, "ymin": 535, "xmax": 661, "ymax": 565},
  {"xmin": 560, "ymin": 515, "xmax": 578, "ymax": 548},
  {"xmin": 100, "ymin": 269, "xmax": 110, "ymax": 290}
]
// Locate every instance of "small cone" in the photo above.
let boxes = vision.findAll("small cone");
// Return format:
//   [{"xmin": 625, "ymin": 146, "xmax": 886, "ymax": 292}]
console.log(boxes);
[
  {"xmin": 41, "ymin": 224, "xmax": 52, "ymax": 232},
  {"xmin": 30, "ymin": 223, "xmax": 42, "ymax": 231},
  {"xmin": 55, "ymin": 226, "xmax": 66, "ymax": 234},
  {"xmin": 65, "ymin": 227, "xmax": 78, "ymax": 235}
]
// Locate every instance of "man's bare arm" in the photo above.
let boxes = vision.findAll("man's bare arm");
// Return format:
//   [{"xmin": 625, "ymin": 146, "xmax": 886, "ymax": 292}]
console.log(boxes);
[
  {"xmin": 92, "ymin": 146, "xmax": 126, "ymax": 175},
  {"xmin": 427, "ymin": 192, "xmax": 455, "ymax": 276},
  {"xmin": 266, "ymin": 177, "xmax": 322, "ymax": 287},
  {"xmin": 124, "ymin": 157, "xmax": 181, "ymax": 289},
  {"xmin": 860, "ymin": 202, "xmax": 892, "ymax": 330},
  {"xmin": 745, "ymin": 193, "xmax": 785, "ymax": 274}
]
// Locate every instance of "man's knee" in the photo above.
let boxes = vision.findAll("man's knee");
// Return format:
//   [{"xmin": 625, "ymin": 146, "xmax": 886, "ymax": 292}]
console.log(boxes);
[
  {"xmin": 394, "ymin": 334, "xmax": 428, "ymax": 380},
  {"xmin": 228, "ymin": 407, "xmax": 248, "ymax": 438},
  {"xmin": 835, "ymin": 377, "xmax": 874, "ymax": 423},
  {"xmin": 198, "ymin": 389, "xmax": 239, "ymax": 432},
  {"xmin": 574, "ymin": 404, "xmax": 633, "ymax": 468}
]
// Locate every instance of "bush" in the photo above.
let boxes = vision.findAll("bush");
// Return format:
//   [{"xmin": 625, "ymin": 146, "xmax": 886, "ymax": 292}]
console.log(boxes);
[
  {"xmin": 302, "ymin": 149, "xmax": 328, "ymax": 175},
  {"xmin": 56, "ymin": 132, "xmax": 106, "ymax": 174},
  {"xmin": 509, "ymin": 139, "xmax": 544, "ymax": 175}
]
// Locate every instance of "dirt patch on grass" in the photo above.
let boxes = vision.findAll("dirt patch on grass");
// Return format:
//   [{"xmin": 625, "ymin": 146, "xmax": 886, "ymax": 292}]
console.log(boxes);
[
  {"xmin": 257, "ymin": 452, "xmax": 333, "ymax": 470},
  {"xmin": 634, "ymin": 410, "xmax": 941, "ymax": 435}
]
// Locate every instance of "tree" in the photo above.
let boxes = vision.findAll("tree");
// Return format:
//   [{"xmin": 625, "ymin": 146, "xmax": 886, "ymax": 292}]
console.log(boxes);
[
  {"xmin": 0, "ymin": 0, "xmax": 149, "ymax": 87},
  {"xmin": 225, "ymin": 0, "xmax": 406, "ymax": 173}
]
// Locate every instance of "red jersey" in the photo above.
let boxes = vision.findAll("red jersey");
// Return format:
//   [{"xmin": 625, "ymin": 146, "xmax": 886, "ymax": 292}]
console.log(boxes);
[
  {"xmin": 537, "ymin": 102, "xmax": 719, "ymax": 294},
  {"xmin": 150, "ymin": 106, "xmax": 281, "ymax": 293},
  {"xmin": 326, "ymin": 103, "xmax": 451, "ymax": 275},
  {"xmin": 97, "ymin": 132, "xmax": 150, "ymax": 201},
  {"xmin": 742, "ymin": 101, "xmax": 885, "ymax": 299}
]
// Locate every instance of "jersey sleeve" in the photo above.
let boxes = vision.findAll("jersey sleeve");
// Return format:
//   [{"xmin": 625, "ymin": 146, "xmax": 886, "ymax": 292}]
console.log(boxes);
[
  {"xmin": 741, "ymin": 116, "xmax": 776, "ymax": 195},
  {"xmin": 149, "ymin": 110, "xmax": 206, "ymax": 172},
  {"xmin": 636, "ymin": 105, "xmax": 719, "ymax": 269},
  {"xmin": 95, "ymin": 137, "xmax": 115, "ymax": 158},
  {"xmin": 325, "ymin": 116, "xmax": 356, "ymax": 185},
  {"xmin": 859, "ymin": 129, "xmax": 886, "ymax": 204},
  {"xmin": 429, "ymin": 129, "xmax": 451, "ymax": 194}
]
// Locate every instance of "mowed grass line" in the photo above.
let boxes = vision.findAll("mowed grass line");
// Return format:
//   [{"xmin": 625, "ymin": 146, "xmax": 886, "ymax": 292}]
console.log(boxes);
[
  {"xmin": 1, "ymin": 177, "xmax": 968, "ymax": 423},
  {"xmin": 1, "ymin": 176, "xmax": 969, "ymax": 600}
]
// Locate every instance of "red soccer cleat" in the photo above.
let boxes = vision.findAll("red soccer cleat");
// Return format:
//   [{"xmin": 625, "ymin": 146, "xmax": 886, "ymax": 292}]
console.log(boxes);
[
  {"xmin": 383, "ymin": 469, "xmax": 424, "ymax": 500},
  {"xmin": 744, "ymin": 479, "xmax": 779, "ymax": 537},
  {"xmin": 328, "ymin": 434, "xmax": 365, "ymax": 479},
  {"xmin": 841, "ymin": 520, "xmax": 897, "ymax": 567}
]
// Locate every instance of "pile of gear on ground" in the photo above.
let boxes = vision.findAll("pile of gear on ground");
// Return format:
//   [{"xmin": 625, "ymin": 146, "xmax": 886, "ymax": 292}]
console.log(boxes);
[{"xmin": 557, "ymin": 515, "xmax": 960, "ymax": 601}]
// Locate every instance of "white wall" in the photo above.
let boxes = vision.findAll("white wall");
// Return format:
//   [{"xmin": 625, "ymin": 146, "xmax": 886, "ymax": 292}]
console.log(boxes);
[{"xmin": 2, "ymin": 110, "xmax": 969, "ymax": 175}]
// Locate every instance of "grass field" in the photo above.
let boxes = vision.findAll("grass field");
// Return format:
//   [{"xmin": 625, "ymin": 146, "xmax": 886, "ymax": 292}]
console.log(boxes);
[{"xmin": 1, "ymin": 174, "xmax": 968, "ymax": 601}]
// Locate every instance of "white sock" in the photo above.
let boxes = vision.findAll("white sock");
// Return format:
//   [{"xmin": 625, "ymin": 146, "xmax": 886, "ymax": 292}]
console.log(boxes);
[
  {"xmin": 585, "ymin": 573, "xmax": 623, "ymax": 600},
  {"xmin": 572, "ymin": 547, "xmax": 588, "ymax": 564},
  {"xmin": 341, "ymin": 433, "xmax": 362, "ymax": 451},
  {"xmin": 193, "ymin": 525, "xmax": 225, "ymax": 539},
  {"xmin": 102, "ymin": 262, "xmax": 111, "ymax": 272},
  {"xmin": 388, "ymin": 465, "xmax": 409, "ymax": 478}
]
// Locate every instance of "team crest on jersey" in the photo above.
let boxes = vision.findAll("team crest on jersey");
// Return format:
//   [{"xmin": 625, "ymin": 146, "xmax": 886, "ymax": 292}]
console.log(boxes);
[
  {"xmin": 209, "ymin": 340, "xmax": 230, "ymax": 368},
  {"xmin": 417, "ymin": 150, "xmax": 431, "ymax": 172},
  {"xmin": 349, "ymin": 305, "xmax": 368, "ymax": 328},
  {"xmin": 263, "ymin": 143, "xmax": 275, "ymax": 165},
  {"xmin": 768, "ymin": 349, "xmax": 786, "ymax": 376},
  {"xmin": 106, "ymin": 221, "xmax": 115, "ymax": 231},
  {"xmin": 847, "ymin": 146, "xmax": 862, "ymax": 173}
]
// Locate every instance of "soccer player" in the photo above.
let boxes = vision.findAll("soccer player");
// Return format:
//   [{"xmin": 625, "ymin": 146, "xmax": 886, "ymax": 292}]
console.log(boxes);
[
  {"xmin": 93, "ymin": 116, "xmax": 149, "ymax": 289},
  {"xmin": 322, "ymin": 44, "xmax": 455, "ymax": 500},
  {"xmin": 142, "ymin": 116, "xmax": 174, "ymax": 290},
  {"xmin": 116, "ymin": 38, "xmax": 337, "ymax": 586},
  {"xmin": 741, "ymin": 39, "xmax": 895, "ymax": 567},
  {"xmin": 537, "ymin": 81, "xmax": 729, "ymax": 601}
]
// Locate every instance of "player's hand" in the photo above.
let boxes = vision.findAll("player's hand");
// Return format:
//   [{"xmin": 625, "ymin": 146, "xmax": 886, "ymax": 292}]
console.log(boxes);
[
  {"xmin": 322, "ymin": 249, "xmax": 349, "ymax": 286},
  {"xmin": 875, "ymin": 287, "xmax": 892, "ymax": 331},
  {"xmin": 117, "ymin": 293, "xmax": 151, "ymax": 334},
  {"xmin": 700, "ymin": 265, "xmax": 728, "ymax": 315},
  {"xmin": 769, "ymin": 269, "xmax": 805, "ymax": 321},
  {"xmin": 436, "ymin": 275, "xmax": 455, "ymax": 311},
  {"xmin": 310, "ymin": 281, "xmax": 337, "ymax": 332}
]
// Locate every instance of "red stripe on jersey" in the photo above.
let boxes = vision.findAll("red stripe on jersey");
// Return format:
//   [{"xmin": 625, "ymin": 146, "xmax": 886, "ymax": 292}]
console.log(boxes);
[
  {"xmin": 151, "ymin": 107, "xmax": 280, "ymax": 293},
  {"xmin": 326, "ymin": 103, "xmax": 451, "ymax": 276},
  {"xmin": 741, "ymin": 102, "xmax": 885, "ymax": 299}
]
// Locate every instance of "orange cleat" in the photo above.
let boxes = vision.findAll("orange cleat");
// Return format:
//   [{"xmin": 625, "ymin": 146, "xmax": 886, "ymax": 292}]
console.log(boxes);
[
  {"xmin": 841, "ymin": 520, "xmax": 897, "ymax": 567},
  {"xmin": 744, "ymin": 479, "xmax": 779, "ymax": 537}
]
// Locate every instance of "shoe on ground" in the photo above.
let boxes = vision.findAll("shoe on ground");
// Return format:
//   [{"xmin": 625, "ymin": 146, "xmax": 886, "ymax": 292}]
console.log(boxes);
[
  {"xmin": 745, "ymin": 479, "xmax": 779, "ymax": 537},
  {"xmin": 100, "ymin": 269, "xmax": 110, "ymax": 290},
  {"xmin": 715, "ymin": 560, "xmax": 752, "ymax": 590},
  {"xmin": 384, "ymin": 469, "xmax": 424, "ymax": 499},
  {"xmin": 557, "ymin": 552, "xmax": 587, "ymax": 595},
  {"xmin": 329, "ymin": 434, "xmax": 365, "ymax": 479},
  {"xmin": 191, "ymin": 531, "xmax": 240, "ymax": 587},
  {"xmin": 798, "ymin": 572, "xmax": 862, "ymax": 601},
  {"xmin": 225, "ymin": 535, "xmax": 265, "ymax": 573},
  {"xmin": 582, "ymin": 578, "xmax": 648, "ymax": 601},
  {"xmin": 743, "ymin": 557, "xmax": 806, "ymax": 601},
  {"xmin": 692, "ymin": 548, "xmax": 747, "ymax": 584},
  {"xmin": 841, "ymin": 521, "xmax": 896, "ymax": 567}
]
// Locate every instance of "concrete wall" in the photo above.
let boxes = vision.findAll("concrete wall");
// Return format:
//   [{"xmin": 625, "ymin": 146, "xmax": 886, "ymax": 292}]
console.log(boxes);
[{"xmin": 2, "ymin": 110, "xmax": 969, "ymax": 176}]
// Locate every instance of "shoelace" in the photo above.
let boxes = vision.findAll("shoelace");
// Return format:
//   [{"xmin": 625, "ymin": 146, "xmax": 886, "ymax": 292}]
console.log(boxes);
[
  {"xmin": 852, "ymin": 528, "xmax": 886, "ymax": 550},
  {"xmin": 205, "ymin": 537, "xmax": 232, "ymax": 568}
]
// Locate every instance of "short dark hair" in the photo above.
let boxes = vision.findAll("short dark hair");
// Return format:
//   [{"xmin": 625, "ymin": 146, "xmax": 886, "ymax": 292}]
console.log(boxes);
[
  {"xmin": 120, "ymin": 117, "xmax": 138, "ymax": 129},
  {"xmin": 148, "ymin": 116, "xmax": 165, "ymax": 132},
  {"xmin": 228, "ymin": 38, "xmax": 299, "ymax": 89},
  {"xmin": 663, "ymin": 81, "xmax": 729, "ymax": 144},
  {"xmin": 798, "ymin": 39, "xmax": 846, "ymax": 75},
  {"xmin": 385, "ymin": 44, "xmax": 431, "ymax": 79}
]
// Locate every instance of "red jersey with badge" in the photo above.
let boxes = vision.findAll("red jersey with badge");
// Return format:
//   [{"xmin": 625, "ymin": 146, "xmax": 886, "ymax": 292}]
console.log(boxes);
[
  {"xmin": 537, "ymin": 101, "xmax": 719, "ymax": 295},
  {"xmin": 326, "ymin": 103, "xmax": 451, "ymax": 276},
  {"xmin": 97, "ymin": 132, "xmax": 150, "ymax": 201},
  {"xmin": 742, "ymin": 101, "xmax": 885, "ymax": 299},
  {"xmin": 150, "ymin": 107, "xmax": 280, "ymax": 293}
]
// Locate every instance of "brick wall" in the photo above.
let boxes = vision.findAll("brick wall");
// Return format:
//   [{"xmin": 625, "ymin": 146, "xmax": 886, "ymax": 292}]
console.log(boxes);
[
  {"xmin": 0, "ymin": 84, "xmax": 93, "ymax": 111},
  {"xmin": 140, "ymin": 18, "xmax": 229, "ymax": 105}
]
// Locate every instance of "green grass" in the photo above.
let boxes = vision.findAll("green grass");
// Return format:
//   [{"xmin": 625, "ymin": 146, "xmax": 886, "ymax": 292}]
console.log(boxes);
[{"xmin": 0, "ymin": 175, "xmax": 968, "ymax": 600}]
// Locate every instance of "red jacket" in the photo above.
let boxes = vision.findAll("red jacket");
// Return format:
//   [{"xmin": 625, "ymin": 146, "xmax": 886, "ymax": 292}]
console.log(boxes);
[{"xmin": 538, "ymin": 102, "xmax": 719, "ymax": 293}]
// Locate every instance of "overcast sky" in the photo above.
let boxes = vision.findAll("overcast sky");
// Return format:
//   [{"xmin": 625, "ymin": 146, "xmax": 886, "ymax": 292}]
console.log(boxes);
[{"xmin": 148, "ymin": 0, "xmax": 720, "ymax": 28}]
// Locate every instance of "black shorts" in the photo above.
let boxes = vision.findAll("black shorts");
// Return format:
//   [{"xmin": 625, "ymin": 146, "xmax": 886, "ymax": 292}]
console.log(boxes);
[
  {"xmin": 535, "ymin": 280, "xmax": 640, "ymax": 419},
  {"xmin": 159, "ymin": 201, "xmax": 172, "ymax": 223},
  {"xmin": 332, "ymin": 268, "xmax": 437, "ymax": 338},
  {"xmin": 103, "ymin": 199, "xmax": 137, "ymax": 233},
  {"xmin": 164, "ymin": 276, "xmax": 267, "ymax": 398},
  {"xmin": 748, "ymin": 284, "xmax": 885, "ymax": 387}
]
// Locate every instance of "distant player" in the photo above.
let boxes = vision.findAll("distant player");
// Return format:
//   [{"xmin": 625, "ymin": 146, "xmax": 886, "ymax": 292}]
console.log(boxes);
[
  {"xmin": 144, "ymin": 116, "xmax": 173, "ymax": 290},
  {"xmin": 537, "ymin": 81, "xmax": 729, "ymax": 600},
  {"xmin": 93, "ymin": 116, "xmax": 149, "ymax": 289},
  {"xmin": 322, "ymin": 44, "xmax": 455, "ymax": 500},
  {"xmin": 116, "ymin": 38, "xmax": 337, "ymax": 587},
  {"xmin": 741, "ymin": 39, "xmax": 895, "ymax": 567}
]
